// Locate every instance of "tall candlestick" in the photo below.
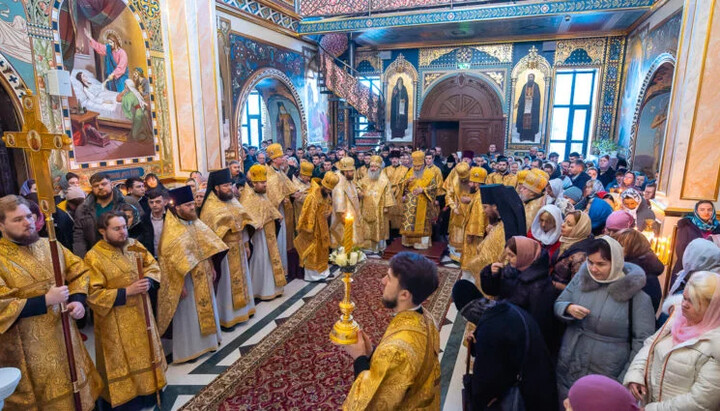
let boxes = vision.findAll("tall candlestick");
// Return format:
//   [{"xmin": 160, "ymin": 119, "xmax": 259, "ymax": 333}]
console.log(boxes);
[{"xmin": 343, "ymin": 212, "xmax": 354, "ymax": 254}]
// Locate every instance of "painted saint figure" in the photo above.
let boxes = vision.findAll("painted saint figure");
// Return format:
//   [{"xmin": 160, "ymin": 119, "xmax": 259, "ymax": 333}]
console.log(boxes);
[
  {"xmin": 390, "ymin": 77, "xmax": 409, "ymax": 139},
  {"xmin": 118, "ymin": 78, "xmax": 153, "ymax": 142},
  {"xmin": 276, "ymin": 102, "xmax": 297, "ymax": 149},
  {"xmin": 516, "ymin": 73, "xmax": 541, "ymax": 142},
  {"xmin": 84, "ymin": 27, "xmax": 129, "ymax": 92}
]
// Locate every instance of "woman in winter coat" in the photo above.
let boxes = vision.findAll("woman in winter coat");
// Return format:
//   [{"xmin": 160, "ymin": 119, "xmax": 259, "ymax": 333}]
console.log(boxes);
[
  {"xmin": 624, "ymin": 271, "xmax": 720, "ymax": 410},
  {"xmin": 671, "ymin": 200, "xmax": 720, "ymax": 279},
  {"xmin": 527, "ymin": 204, "xmax": 563, "ymax": 261},
  {"xmin": 554, "ymin": 236, "xmax": 656, "ymax": 400},
  {"xmin": 662, "ymin": 238, "xmax": 720, "ymax": 317},
  {"xmin": 480, "ymin": 236, "xmax": 560, "ymax": 355},
  {"xmin": 551, "ymin": 211, "xmax": 594, "ymax": 291},
  {"xmin": 612, "ymin": 228, "xmax": 665, "ymax": 312}
]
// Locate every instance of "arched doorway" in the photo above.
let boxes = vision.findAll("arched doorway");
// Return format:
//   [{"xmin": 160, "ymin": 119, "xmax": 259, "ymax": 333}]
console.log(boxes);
[
  {"xmin": 0, "ymin": 78, "xmax": 28, "ymax": 196},
  {"xmin": 630, "ymin": 60, "xmax": 675, "ymax": 181},
  {"xmin": 416, "ymin": 73, "xmax": 505, "ymax": 155}
]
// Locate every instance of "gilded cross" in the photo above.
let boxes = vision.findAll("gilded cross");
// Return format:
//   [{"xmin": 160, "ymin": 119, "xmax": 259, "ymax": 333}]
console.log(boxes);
[{"xmin": 2, "ymin": 91, "xmax": 71, "ymax": 216}]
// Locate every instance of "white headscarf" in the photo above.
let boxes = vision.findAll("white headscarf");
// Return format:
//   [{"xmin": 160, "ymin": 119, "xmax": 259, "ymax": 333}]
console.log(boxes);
[
  {"xmin": 531, "ymin": 204, "xmax": 563, "ymax": 246},
  {"xmin": 591, "ymin": 235, "xmax": 626, "ymax": 284},
  {"xmin": 546, "ymin": 178, "xmax": 565, "ymax": 202}
]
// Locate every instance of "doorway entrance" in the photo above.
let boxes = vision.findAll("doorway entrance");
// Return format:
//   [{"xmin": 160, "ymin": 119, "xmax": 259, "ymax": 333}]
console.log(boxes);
[{"xmin": 416, "ymin": 74, "xmax": 505, "ymax": 156}]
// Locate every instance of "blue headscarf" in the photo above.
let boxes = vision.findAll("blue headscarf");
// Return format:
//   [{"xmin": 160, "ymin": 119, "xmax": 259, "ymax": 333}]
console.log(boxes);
[
  {"xmin": 689, "ymin": 201, "xmax": 720, "ymax": 232},
  {"xmin": 588, "ymin": 197, "xmax": 613, "ymax": 230}
]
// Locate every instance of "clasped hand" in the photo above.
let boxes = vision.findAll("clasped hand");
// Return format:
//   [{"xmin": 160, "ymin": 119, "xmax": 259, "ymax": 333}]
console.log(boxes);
[
  {"xmin": 45, "ymin": 286, "xmax": 84, "ymax": 319},
  {"xmin": 339, "ymin": 329, "xmax": 373, "ymax": 360}
]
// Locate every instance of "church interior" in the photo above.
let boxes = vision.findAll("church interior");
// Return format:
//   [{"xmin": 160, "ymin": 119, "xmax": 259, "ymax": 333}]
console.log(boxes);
[{"xmin": 1, "ymin": 0, "xmax": 720, "ymax": 410}]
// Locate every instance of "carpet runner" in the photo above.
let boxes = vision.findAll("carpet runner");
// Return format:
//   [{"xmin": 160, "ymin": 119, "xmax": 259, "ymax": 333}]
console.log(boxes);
[{"xmin": 181, "ymin": 260, "xmax": 459, "ymax": 410}]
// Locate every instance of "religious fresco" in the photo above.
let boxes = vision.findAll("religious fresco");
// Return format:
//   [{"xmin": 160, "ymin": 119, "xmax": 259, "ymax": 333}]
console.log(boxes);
[
  {"xmin": 0, "ymin": 0, "xmax": 35, "ymax": 92},
  {"xmin": 303, "ymin": 48, "xmax": 330, "ymax": 147},
  {"xmin": 266, "ymin": 95, "xmax": 302, "ymax": 149},
  {"xmin": 59, "ymin": 0, "xmax": 155, "ymax": 164},
  {"xmin": 617, "ymin": 11, "xmax": 681, "ymax": 148},
  {"xmin": 509, "ymin": 46, "xmax": 551, "ymax": 147},
  {"xmin": 384, "ymin": 55, "xmax": 417, "ymax": 143}
]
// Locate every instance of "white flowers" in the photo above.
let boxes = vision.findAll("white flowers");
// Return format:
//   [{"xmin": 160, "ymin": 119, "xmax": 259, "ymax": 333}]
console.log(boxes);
[{"xmin": 329, "ymin": 247, "xmax": 367, "ymax": 267}]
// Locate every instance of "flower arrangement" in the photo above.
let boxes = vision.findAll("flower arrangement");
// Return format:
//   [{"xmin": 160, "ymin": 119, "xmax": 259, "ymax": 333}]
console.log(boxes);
[
  {"xmin": 329, "ymin": 246, "xmax": 367, "ymax": 268},
  {"xmin": 591, "ymin": 138, "xmax": 629, "ymax": 158}
]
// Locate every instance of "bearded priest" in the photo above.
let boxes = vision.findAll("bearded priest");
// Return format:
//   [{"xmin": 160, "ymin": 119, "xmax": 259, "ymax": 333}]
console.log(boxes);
[
  {"xmin": 200, "ymin": 168, "xmax": 255, "ymax": 328},
  {"xmin": 358, "ymin": 155, "xmax": 395, "ymax": 253},
  {"xmin": 383, "ymin": 151, "xmax": 408, "ymax": 236},
  {"xmin": 241, "ymin": 165, "xmax": 286, "ymax": 300},
  {"xmin": 331, "ymin": 156, "xmax": 362, "ymax": 249},
  {"xmin": 85, "ymin": 210, "xmax": 166, "ymax": 409},
  {"xmin": 0, "ymin": 195, "xmax": 102, "ymax": 410},
  {"xmin": 445, "ymin": 162, "xmax": 473, "ymax": 262},
  {"xmin": 294, "ymin": 172, "xmax": 339, "ymax": 282},
  {"xmin": 400, "ymin": 151, "xmax": 438, "ymax": 250},
  {"xmin": 265, "ymin": 143, "xmax": 298, "ymax": 276},
  {"xmin": 291, "ymin": 161, "xmax": 315, "ymax": 227},
  {"xmin": 157, "ymin": 186, "xmax": 227, "ymax": 363}
]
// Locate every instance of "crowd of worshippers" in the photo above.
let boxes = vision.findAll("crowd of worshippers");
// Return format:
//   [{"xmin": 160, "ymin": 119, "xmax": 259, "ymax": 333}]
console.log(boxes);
[{"xmin": 2, "ymin": 140, "xmax": 720, "ymax": 411}]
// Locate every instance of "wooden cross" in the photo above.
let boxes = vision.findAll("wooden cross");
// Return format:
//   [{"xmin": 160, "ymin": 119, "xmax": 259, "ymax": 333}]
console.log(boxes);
[{"xmin": 2, "ymin": 91, "xmax": 71, "ymax": 216}]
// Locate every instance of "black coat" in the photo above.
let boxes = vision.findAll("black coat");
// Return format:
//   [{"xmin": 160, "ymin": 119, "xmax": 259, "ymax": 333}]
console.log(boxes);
[
  {"xmin": 597, "ymin": 167, "xmax": 616, "ymax": 187},
  {"xmin": 72, "ymin": 189, "xmax": 126, "ymax": 258},
  {"xmin": 570, "ymin": 171, "xmax": 590, "ymax": 190},
  {"xmin": 626, "ymin": 251, "xmax": 665, "ymax": 312},
  {"xmin": 480, "ymin": 250, "xmax": 561, "ymax": 356},
  {"xmin": 138, "ymin": 212, "xmax": 163, "ymax": 258},
  {"xmin": 470, "ymin": 302, "xmax": 558, "ymax": 411}
]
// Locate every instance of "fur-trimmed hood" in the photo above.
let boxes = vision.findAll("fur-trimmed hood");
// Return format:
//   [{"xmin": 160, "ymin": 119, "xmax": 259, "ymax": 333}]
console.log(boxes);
[{"xmin": 577, "ymin": 261, "xmax": 646, "ymax": 302}]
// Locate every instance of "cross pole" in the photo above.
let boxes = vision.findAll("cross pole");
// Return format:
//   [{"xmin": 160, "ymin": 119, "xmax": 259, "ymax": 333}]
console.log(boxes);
[{"xmin": 2, "ymin": 91, "xmax": 82, "ymax": 411}]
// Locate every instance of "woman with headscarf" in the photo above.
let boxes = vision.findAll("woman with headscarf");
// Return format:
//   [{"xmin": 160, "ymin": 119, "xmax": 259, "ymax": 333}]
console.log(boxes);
[
  {"xmin": 624, "ymin": 271, "xmax": 720, "ymax": 410},
  {"xmin": 605, "ymin": 210, "xmax": 635, "ymax": 235},
  {"xmin": 555, "ymin": 236, "xmax": 655, "ymax": 401},
  {"xmin": 552, "ymin": 211, "xmax": 593, "ymax": 291},
  {"xmin": 587, "ymin": 197, "xmax": 614, "ymax": 236},
  {"xmin": 671, "ymin": 200, "xmax": 720, "ymax": 279},
  {"xmin": 479, "ymin": 236, "xmax": 560, "ymax": 355},
  {"xmin": 621, "ymin": 188, "xmax": 655, "ymax": 229},
  {"xmin": 528, "ymin": 204, "xmax": 563, "ymax": 260},
  {"xmin": 19, "ymin": 179, "xmax": 36, "ymax": 197},
  {"xmin": 612, "ymin": 228, "xmax": 665, "ymax": 312},
  {"xmin": 565, "ymin": 374, "xmax": 640, "ymax": 411},
  {"xmin": 664, "ymin": 239, "xmax": 720, "ymax": 312}
]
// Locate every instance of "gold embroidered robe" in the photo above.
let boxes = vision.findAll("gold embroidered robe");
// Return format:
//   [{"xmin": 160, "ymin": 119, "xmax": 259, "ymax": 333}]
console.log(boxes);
[
  {"xmin": 157, "ymin": 212, "xmax": 228, "ymax": 337},
  {"xmin": 292, "ymin": 175, "xmax": 312, "ymax": 227},
  {"xmin": 0, "ymin": 237, "xmax": 102, "ymax": 411},
  {"xmin": 85, "ymin": 239, "xmax": 166, "ymax": 407},
  {"xmin": 343, "ymin": 310, "xmax": 440, "ymax": 411},
  {"xmin": 461, "ymin": 222, "xmax": 506, "ymax": 288},
  {"xmin": 524, "ymin": 194, "xmax": 546, "ymax": 232},
  {"xmin": 240, "ymin": 186, "xmax": 287, "ymax": 290},
  {"xmin": 357, "ymin": 172, "xmax": 396, "ymax": 250},
  {"xmin": 265, "ymin": 164, "xmax": 298, "ymax": 249},
  {"xmin": 487, "ymin": 172, "xmax": 518, "ymax": 187},
  {"xmin": 294, "ymin": 181, "xmax": 332, "ymax": 272},
  {"xmin": 200, "ymin": 191, "xmax": 253, "ymax": 315},
  {"xmin": 383, "ymin": 165, "xmax": 409, "ymax": 230},
  {"xmin": 400, "ymin": 167, "xmax": 437, "ymax": 244},
  {"xmin": 445, "ymin": 175, "xmax": 473, "ymax": 252},
  {"xmin": 330, "ymin": 172, "xmax": 362, "ymax": 249},
  {"xmin": 355, "ymin": 165, "xmax": 368, "ymax": 182}
]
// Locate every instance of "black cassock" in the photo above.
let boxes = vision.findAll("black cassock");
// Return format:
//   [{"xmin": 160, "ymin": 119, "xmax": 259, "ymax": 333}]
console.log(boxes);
[
  {"xmin": 516, "ymin": 81, "xmax": 541, "ymax": 142},
  {"xmin": 390, "ymin": 83, "xmax": 409, "ymax": 139}
]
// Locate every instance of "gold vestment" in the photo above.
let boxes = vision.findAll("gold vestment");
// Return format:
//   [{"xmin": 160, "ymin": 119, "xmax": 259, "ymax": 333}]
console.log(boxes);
[
  {"xmin": 487, "ymin": 172, "xmax": 518, "ymax": 187},
  {"xmin": 240, "ymin": 186, "xmax": 287, "ymax": 289},
  {"xmin": 400, "ymin": 167, "xmax": 437, "ymax": 245},
  {"xmin": 265, "ymin": 165, "xmax": 298, "ymax": 249},
  {"xmin": 445, "ymin": 175, "xmax": 472, "ymax": 252},
  {"xmin": 343, "ymin": 310, "xmax": 440, "ymax": 411},
  {"xmin": 383, "ymin": 165, "xmax": 409, "ymax": 230},
  {"xmin": 85, "ymin": 239, "xmax": 166, "ymax": 407},
  {"xmin": 0, "ymin": 237, "xmax": 102, "ymax": 411},
  {"xmin": 200, "ymin": 191, "xmax": 253, "ymax": 320},
  {"xmin": 357, "ymin": 172, "xmax": 395, "ymax": 249},
  {"xmin": 294, "ymin": 181, "xmax": 332, "ymax": 272},
  {"xmin": 156, "ymin": 212, "xmax": 228, "ymax": 337},
  {"xmin": 330, "ymin": 172, "xmax": 362, "ymax": 248},
  {"xmin": 524, "ymin": 194, "xmax": 546, "ymax": 232},
  {"xmin": 355, "ymin": 165, "xmax": 368, "ymax": 182},
  {"xmin": 461, "ymin": 222, "xmax": 506, "ymax": 288},
  {"xmin": 292, "ymin": 175, "xmax": 312, "ymax": 227}
]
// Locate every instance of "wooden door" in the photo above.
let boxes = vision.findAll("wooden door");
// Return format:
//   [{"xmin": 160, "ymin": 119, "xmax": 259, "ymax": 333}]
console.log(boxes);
[
  {"xmin": 432, "ymin": 122, "xmax": 459, "ymax": 155},
  {"xmin": 459, "ymin": 120, "xmax": 505, "ymax": 154}
]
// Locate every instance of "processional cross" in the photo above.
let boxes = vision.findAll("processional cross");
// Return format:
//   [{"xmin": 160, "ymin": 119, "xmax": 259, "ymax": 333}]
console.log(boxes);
[{"xmin": 2, "ymin": 91, "xmax": 82, "ymax": 411}]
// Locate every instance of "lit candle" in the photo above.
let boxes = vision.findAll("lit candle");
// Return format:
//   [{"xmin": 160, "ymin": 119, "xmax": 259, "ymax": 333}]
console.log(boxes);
[{"xmin": 343, "ymin": 212, "xmax": 354, "ymax": 255}]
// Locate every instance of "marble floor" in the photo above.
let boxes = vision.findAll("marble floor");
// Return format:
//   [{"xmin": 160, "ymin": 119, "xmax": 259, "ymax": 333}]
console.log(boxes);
[{"xmin": 81, "ymin": 254, "xmax": 467, "ymax": 410}]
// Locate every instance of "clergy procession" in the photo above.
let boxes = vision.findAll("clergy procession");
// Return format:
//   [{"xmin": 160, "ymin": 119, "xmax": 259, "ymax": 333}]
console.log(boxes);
[{"xmin": 1, "ymin": 140, "xmax": 720, "ymax": 411}]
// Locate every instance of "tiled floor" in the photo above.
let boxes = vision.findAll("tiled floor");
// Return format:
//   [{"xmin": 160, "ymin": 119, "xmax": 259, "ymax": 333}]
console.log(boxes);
[{"xmin": 81, "ymin": 261, "xmax": 467, "ymax": 410}]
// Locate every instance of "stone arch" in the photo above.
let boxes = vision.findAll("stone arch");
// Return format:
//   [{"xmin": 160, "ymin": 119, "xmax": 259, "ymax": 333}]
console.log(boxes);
[{"xmin": 233, "ymin": 68, "xmax": 309, "ymax": 154}]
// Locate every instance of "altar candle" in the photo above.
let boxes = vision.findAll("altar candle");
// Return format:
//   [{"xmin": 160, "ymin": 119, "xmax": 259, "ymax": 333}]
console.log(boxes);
[{"xmin": 343, "ymin": 212, "xmax": 354, "ymax": 255}]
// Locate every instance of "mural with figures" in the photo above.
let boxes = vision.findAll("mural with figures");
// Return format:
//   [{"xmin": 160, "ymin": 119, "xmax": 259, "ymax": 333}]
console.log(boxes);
[
  {"xmin": 60, "ymin": 0, "xmax": 155, "ymax": 163},
  {"xmin": 303, "ymin": 49, "xmax": 330, "ymax": 146},
  {"xmin": 0, "ymin": 0, "xmax": 35, "ymax": 92},
  {"xmin": 616, "ymin": 11, "xmax": 681, "ymax": 149}
]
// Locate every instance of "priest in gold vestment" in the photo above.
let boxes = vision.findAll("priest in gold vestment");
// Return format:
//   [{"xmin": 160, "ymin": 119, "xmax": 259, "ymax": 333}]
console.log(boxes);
[
  {"xmin": 294, "ymin": 173, "xmax": 339, "ymax": 282},
  {"xmin": 292, "ymin": 161, "xmax": 314, "ymax": 227},
  {"xmin": 85, "ymin": 211, "xmax": 166, "ymax": 408},
  {"xmin": 265, "ymin": 143, "xmax": 298, "ymax": 275},
  {"xmin": 331, "ymin": 156, "xmax": 362, "ymax": 249},
  {"xmin": 358, "ymin": 155, "xmax": 396, "ymax": 253},
  {"xmin": 400, "ymin": 151, "xmax": 438, "ymax": 250},
  {"xmin": 517, "ymin": 169, "xmax": 548, "ymax": 231},
  {"xmin": 157, "ymin": 186, "xmax": 227, "ymax": 363},
  {"xmin": 242, "ymin": 165, "xmax": 286, "ymax": 300},
  {"xmin": 200, "ymin": 168, "xmax": 255, "ymax": 328},
  {"xmin": 341, "ymin": 252, "xmax": 440, "ymax": 411},
  {"xmin": 0, "ymin": 195, "xmax": 102, "ymax": 411},
  {"xmin": 445, "ymin": 162, "xmax": 473, "ymax": 262},
  {"xmin": 383, "ymin": 151, "xmax": 408, "ymax": 233}
]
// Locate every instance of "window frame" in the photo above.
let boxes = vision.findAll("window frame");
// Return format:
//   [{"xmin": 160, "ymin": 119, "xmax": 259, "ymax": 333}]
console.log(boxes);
[
  {"xmin": 548, "ymin": 69, "xmax": 599, "ymax": 160},
  {"xmin": 241, "ymin": 90, "xmax": 264, "ymax": 147}
]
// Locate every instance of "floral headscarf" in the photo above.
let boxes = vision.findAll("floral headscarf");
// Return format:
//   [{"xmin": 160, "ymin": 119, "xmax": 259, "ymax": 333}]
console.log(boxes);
[{"xmin": 689, "ymin": 201, "xmax": 720, "ymax": 232}]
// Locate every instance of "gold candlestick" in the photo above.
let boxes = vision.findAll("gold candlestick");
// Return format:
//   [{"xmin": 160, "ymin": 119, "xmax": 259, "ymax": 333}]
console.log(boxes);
[{"xmin": 330, "ymin": 265, "xmax": 360, "ymax": 345}]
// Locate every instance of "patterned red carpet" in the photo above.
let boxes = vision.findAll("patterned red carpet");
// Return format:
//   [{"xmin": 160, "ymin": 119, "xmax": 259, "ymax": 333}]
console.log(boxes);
[{"xmin": 181, "ymin": 260, "xmax": 459, "ymax": 410}]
